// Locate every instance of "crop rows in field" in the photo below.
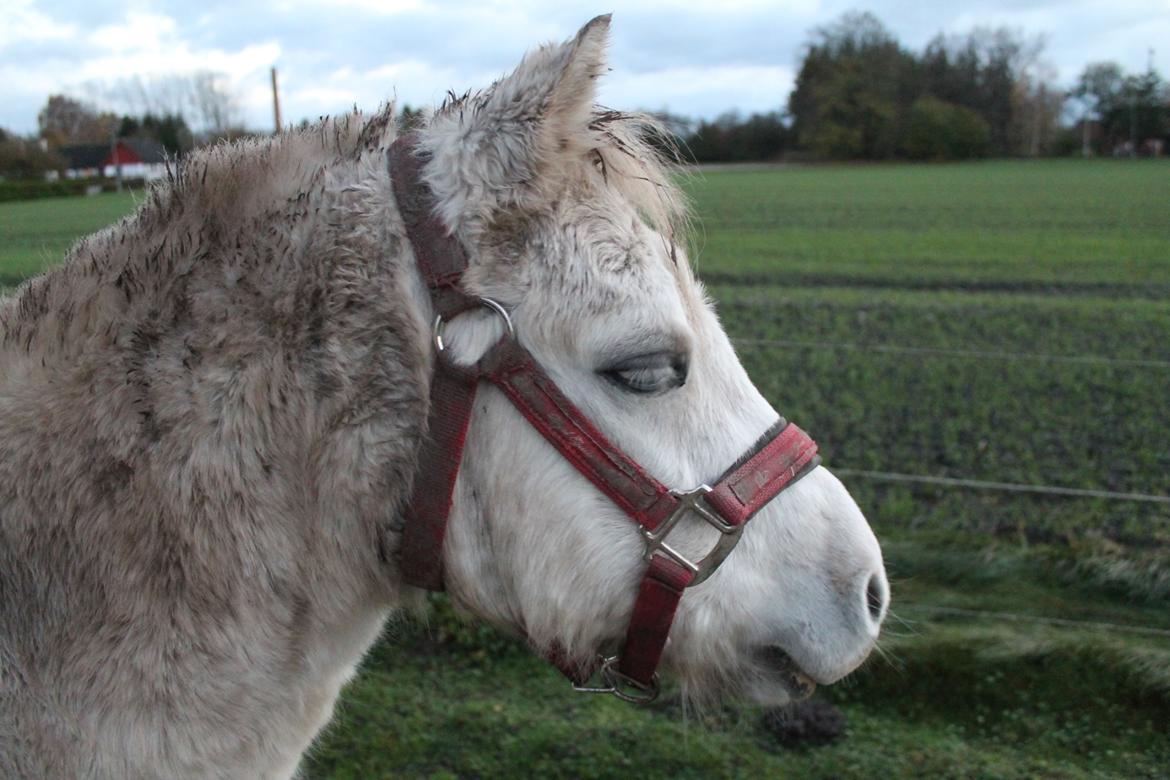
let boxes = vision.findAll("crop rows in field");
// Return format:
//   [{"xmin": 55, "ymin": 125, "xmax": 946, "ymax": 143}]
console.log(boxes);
[
  {"xmin": 713, "ymin": 285, "xmax": 1170, "ymax": 362},
  {"xmin": 693, "ymin": 160, "xmax": 1170, "ymax": 545},
  {"xmin": 717, "ymin": 306, "xmax": 1170, "ymax": 543},
  {"xmin": 704, "ymin": 289, "xmax": 1170, "ymax": 544}
]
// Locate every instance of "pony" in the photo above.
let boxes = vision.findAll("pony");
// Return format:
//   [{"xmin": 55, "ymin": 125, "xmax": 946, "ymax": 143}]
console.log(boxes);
[{"xmin": 0, "ymin": 16, "xmax": 887, "ymax": 778}]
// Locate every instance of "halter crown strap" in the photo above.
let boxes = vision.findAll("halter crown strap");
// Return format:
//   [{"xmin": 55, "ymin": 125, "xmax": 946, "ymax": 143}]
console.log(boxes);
[
  {"xmin": 390, "ymin": 131, "xmax": 820, "ymax": 697},
  {"xmin": 391, "ymin": 135, "xmax": 478, "ymax": 590},
  {"xmin": 389, "ymin": 136, "xmax": 475, "ymax": 317}
]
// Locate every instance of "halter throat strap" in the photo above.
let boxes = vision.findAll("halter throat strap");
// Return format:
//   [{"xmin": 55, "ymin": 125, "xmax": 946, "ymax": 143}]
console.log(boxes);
[{"xmin": 390, "ymin": 132, "xmax": 820, "ymax": 699}]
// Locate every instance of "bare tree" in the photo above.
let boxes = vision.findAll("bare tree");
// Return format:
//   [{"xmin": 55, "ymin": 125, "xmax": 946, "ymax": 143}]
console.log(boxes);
[
  {"xmin": 189, "ymin": 71, "xmax": 243, "ymax": 139},
  {"xmin": 1010, "ymin": 55, "xmax": 1063, "ymax": 157},
  {"xmin": 0, "ymin": 132, "xmax": 66, "ymax": 179},
  {"xmin": 1069, "ymin": 62, "xmax": 1126, "ymax": 156},
  {"xmin": 37, "ymin": 95, "xmax": 118, "ymax": 147},
  {"xmin": 87, "ymin": 71, "xmax": 245, "ymax": 142}
]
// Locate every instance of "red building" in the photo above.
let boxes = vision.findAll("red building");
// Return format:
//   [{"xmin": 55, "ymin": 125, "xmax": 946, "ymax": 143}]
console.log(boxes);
[{"xmin": 60, "ymin": 138, "xmax": 169, "ymax": 180}]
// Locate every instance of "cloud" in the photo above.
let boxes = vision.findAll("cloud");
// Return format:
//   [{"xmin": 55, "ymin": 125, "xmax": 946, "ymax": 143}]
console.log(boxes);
[
  {"xmin": 0, "ymin": 6, "xmax": 280, "ymax": 132},
  {"xmin": 1, "ymin": 0, "xmax": 1168, "ymax": 134},
  {"xmin": 603, "ymin": 64, "xmax": 797, "ymax": 117},
  {"xmin": 281, "ymin": 58, "xmax": 502, "ymax": 123},
  {"xmin": 0, "ymin": 0, "xmax": 78, "ymax": 50},
  {"xmin": 281, "ymin": 0, "xmax": 425, "ymax": 13},
  {"xmin": 74, "ymin": 12, "xmax": 280, "ymax": 87}
]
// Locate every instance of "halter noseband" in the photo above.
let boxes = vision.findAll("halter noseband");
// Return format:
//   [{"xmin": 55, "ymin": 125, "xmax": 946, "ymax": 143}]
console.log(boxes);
[{"xmin": 390, "ymin": 133, "xmax": 820, "ymax": 702}]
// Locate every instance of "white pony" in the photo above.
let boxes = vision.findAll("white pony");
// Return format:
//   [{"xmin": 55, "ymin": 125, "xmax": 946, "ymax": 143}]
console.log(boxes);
[{"xmin": 0, "ymin": 16, "xmax": 886, "ymax": 778}]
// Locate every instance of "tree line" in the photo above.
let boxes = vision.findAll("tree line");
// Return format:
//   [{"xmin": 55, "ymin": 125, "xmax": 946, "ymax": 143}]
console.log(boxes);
[{"xmin": 672, "ymin": 12, "xmax": 1168, "ymax": 162}]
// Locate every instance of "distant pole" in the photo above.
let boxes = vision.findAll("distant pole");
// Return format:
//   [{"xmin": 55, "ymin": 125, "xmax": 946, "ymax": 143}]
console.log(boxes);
[
  {"xmin": 271, "ymin": 67, "xmax": 282, "ymax": 134},
  {"xmin": 109, "ymin": 124, "xmax": 123, "ymax": 193},
  {"xmin": 1030, "ymin": 83, "xmax": 1044, "ymax": 157},
  {"xmin": 1129, "ymin": 92, "xmax": 1137, "ymax": 157}
]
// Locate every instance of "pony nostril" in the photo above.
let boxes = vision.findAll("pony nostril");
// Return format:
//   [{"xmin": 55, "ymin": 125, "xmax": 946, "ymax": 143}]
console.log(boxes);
[{"xmin": 865, "ymin": 572, "xmax": 888, "ymax": 623}]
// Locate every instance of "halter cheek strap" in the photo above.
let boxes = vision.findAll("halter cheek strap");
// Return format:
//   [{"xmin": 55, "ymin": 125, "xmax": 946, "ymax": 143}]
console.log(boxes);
[{"xmin": 390, "ymin": 132, "xmax": 820, "ymax": 700}]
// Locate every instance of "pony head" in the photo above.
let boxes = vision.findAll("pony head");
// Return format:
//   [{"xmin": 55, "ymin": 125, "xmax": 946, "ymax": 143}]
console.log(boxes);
[{"xmin": 408, "ymin": 15, "xmax": 887, "ymax": 705}]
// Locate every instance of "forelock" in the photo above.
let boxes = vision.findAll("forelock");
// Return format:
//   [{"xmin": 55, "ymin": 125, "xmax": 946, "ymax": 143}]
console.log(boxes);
[{"xmin": 582, "ymin": 109, "xmax": 690, "ymax": 250}]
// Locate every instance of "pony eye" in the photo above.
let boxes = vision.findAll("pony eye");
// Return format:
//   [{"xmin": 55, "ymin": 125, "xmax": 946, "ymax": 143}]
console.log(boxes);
[{"xmin": 601, "ymin": 353, "xmax": 688, "ymax": 395}]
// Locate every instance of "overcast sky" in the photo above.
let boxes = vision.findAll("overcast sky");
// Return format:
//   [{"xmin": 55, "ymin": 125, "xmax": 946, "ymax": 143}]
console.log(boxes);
[{"xmin": 3, "ymin": 0, "xmax": 1168, "ymax": 134}]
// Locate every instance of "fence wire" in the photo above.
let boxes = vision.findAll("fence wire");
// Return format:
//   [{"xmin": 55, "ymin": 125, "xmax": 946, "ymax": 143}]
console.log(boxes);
[
  {"xmin": 730, "ymin": 335, "xmax": 1170, "ymax": 506},
  {"xmin": 834, "ymin": 468, "xmax": 1170, "ymax": 506},
  {"xmin": 901, "ymin": 603, "xmax": 1170, "ymax": 638},
  {"xmin": 733, "ymin": 337, "xmax": 1170, "ymax": 370}
]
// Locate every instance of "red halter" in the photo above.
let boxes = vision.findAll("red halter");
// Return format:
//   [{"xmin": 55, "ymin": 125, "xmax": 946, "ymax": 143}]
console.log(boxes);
[{"xmin": 391, "ymin": 134, "xmax": 820, "ymax": 701}]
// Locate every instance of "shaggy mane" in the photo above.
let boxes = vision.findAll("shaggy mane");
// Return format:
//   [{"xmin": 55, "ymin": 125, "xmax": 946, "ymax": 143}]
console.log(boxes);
[
  {"xmin": 585, "ymin": 109, "xmax": 692, "ymax": 254},
  {"xmin": 0, "ymin": 105, "xmax": 400, "ymax": 354}
]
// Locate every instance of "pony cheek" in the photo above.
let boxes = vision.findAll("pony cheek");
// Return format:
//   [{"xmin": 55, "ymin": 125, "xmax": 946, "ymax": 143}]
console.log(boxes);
[{"xmin": 443, "ymin": 395, "xmax": 645, "ymax": 648}]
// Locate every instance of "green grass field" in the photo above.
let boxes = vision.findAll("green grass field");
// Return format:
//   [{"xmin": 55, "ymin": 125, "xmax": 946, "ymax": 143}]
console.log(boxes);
[
  {"xmin": 2, "ymin": 160, "xmax": 1168, "ymax": 778},
  {"xmin": 691, "ymin": 162, "xmax": 1170, "ymax": 551},
  {"xmin": 0, "ymin": 191, "xmax": 138, "ymax": 288},
  {"xmin": 689, "ymin": 160, "xmax": 1170, "ymax": 291}
]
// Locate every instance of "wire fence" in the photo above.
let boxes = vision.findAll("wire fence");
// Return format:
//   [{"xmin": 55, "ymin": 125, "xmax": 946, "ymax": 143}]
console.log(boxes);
[
  {"xmin": 733, "ymin": 337, "xmax": 1170, "ymax": 370},
  {"xmin": 723, "ymin": 307, "xmax": 1170, "ymax": 644},
  {"xmin": 899, "ymin": 603, "xmax": 1170, "ymax": 638},
  {"xmin": 731, "ymin": 335, "xmax": 1170, "ymax": 507},
  {"xmin": 834, "ymin": 468, "xmax": 1170, "ymax": 505}
]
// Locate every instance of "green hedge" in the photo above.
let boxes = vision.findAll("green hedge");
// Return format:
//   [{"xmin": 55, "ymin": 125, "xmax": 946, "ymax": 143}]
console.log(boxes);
[
  {"xmin": 901, "ymin": 96, "xmax": 991, "ymax": 160},
  {"xmin": 0, "ymin": 178, "xmax": 149, "ymax": 203}
]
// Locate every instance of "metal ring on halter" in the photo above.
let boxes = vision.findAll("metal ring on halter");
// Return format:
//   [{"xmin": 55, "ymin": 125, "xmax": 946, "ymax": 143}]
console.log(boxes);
[
  {"xmin": 432, "ymin": 297, "xmax": 515, "ymax": 354},
  {"xmin": 571, "ymin": 656, "xmax": 660, "ymax": 703},
  {"xmin": 600, "ymin": 657, "xmax": 660, "ymax": 703}
]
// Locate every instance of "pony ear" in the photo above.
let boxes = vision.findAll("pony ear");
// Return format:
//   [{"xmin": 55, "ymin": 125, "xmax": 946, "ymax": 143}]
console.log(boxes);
[
  {"xmin": 421, "ymin": 15, "xmax": 611, "ymax": 228},
  {"xmin": 485, "ymin": 14, "xmax": 610, "ymax": 164}
]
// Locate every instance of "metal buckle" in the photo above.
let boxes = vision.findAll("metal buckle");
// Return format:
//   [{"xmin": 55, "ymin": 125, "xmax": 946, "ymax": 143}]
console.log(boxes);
[
  {"xmin": 572, "ymin": 656, "xmax": 661, "ymax": 703},
  {"xmin": 642, "ymin": 485, "xmax": 744, "ymax": 586}
]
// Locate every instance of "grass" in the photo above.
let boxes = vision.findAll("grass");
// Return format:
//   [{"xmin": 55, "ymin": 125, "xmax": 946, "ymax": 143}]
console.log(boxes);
[
  {"xmin": 691, "ymin": 161, "xmax": 1170, "ymax": 546},
  {"xmin": 687, "ymin": 159, "xmax": 1170, "ymax": 291},
  {"xmin": 0, "ymin": 191, "xmax": 138, "ymax": 289},
  {"xmin": 297, "ymin": 604, "xmax": 1170, "ymax": 780},
  {"xmin": 2, "ymin": 160, "xmax": 1169, "ymax": 778},
  {"xmin": 713, "ymin": 287, "xmax": 1170, "ymax": 543}
]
